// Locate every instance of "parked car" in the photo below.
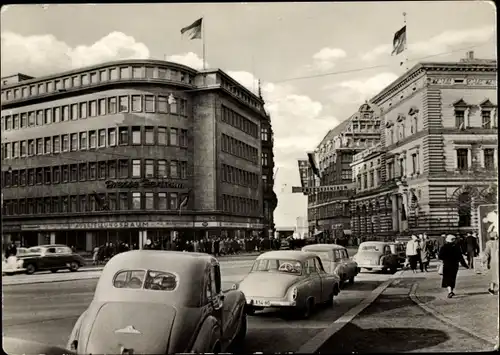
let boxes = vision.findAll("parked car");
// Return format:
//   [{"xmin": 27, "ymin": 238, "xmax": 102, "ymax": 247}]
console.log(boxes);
[
  {"xmin": 4, "ymin": 337, "xmax": 75, "ymax": 355},
  {"xmin": 389, "ymin": 242, "xmax": 406, "ymax": 266},
  {"xmin": 352, "ymin": 241, "xmax": 400, "ymax": 273},
  {"xmin": 67, "ymin": 250, "xmax": 247, "ymax": 354},
  {"xmin": 237, "ymin": 250, "xmax": 341, "ymax": 319},
  {"xmin": 17, "ymin": 244, "xmax": 86, "ymax": 275},
  {"xmin": 301, "ymin": 244, "xmax": 359, "ymax": 286}
]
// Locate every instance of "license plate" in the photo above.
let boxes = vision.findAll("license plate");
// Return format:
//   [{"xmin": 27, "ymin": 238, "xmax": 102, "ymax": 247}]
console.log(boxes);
[{"xmin": 253, "ymin": 299, "xmax": 271, "ymax": 306}]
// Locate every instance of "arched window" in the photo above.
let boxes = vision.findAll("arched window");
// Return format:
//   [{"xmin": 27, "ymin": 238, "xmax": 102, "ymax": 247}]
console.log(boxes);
[{"xmin": 458, "ymin": 192, "xmax": 471, "ymax": 227}]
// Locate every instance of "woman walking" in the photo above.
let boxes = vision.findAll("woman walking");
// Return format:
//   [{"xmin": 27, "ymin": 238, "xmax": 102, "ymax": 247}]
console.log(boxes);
[
  {"xmin": 438, "ymin": 234, "xmax": 469, "ymax": 298},
  {"xmin": 420, "ymin": 235, "xmax": 430, "ymax": 272},
  {"xmin": 406, "ymin": 235, "xmax": 420, "ymax": 273},
  {"xmin": 483, "ymin": 232, "xmax": 498, "ymax": 295}
]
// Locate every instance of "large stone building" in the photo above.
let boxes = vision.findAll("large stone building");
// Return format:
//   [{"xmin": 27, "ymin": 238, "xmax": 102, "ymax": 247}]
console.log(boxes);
[
  {"xmin": 1, "ymin": 60, "xmax": 276, "ymax": 251},
  {"xmin": 305, "ymin": 103, "xmax": 381, "ymax": 241},
  {"xmin": 350, "ymin": 52, "xmax": 497, "ymax": 240}
]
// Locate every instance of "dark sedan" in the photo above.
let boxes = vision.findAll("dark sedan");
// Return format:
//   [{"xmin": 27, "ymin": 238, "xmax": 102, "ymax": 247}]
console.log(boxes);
[{"xmin": 17, "ymin": 244, "xmax": 86, "ymax": 275}]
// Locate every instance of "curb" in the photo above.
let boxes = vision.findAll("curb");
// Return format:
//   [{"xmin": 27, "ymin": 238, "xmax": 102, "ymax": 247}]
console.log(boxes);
[
  {"xmin": 409, "ymin": 282, "xmax": 498, "ymax": 348},
  {"xmin": 297, "ymin": 269, "xmax": 405, "ymax": 353}
]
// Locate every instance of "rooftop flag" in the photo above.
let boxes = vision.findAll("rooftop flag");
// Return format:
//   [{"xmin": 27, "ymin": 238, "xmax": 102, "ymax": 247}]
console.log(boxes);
[
  {"xmin": 391, "ymin": 25, "xmax": 406, "ymax": 56},
  {"xmin": 181, "ymin": 18, "xmax": 203, "ymax": 40}
]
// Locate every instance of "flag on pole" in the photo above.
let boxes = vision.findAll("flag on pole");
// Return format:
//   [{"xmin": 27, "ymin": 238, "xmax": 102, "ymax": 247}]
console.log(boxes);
[
  {"xmin": 391, "ymin": 25, "xmax": 406, "ymax": 56},
  {"xmin": 92, "ymin": 191, "xmax": 109, "ymax": 211},
  {"xmin": 307, "ymin": 152, "xmax": 321, "ymax": 179},
  {"xmin": 179, "ymin": 189, "xmax": 192, "ymax": 215},
  {"xmin": 181, "ymin": 18, "xmax": 203, "ymax": 40}
]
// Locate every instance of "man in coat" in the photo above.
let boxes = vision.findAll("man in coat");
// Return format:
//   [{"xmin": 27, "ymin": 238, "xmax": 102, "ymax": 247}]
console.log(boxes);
[{"xmin": 465, "ymin": 232, "xmax": 479, "ymax": 268}]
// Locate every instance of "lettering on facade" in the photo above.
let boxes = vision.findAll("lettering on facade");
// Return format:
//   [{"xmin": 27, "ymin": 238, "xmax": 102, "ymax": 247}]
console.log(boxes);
[
  {"xmin": 292, "ymin": 184, "xmax": 356, "ymax": 194},
  {"xmin": 105, "ymin": 179, "xmax": 185, "ymax": 189}
]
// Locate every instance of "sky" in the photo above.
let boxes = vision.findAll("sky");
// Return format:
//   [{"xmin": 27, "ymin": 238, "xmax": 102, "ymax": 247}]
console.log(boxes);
[{"xmin": 1, "ymin": 2, "xmax": 497, "ymax": 228}]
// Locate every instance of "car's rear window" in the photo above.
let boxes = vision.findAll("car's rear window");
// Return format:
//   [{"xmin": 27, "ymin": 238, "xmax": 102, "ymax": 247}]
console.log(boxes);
[
  {"xmin": 28, "ymin": 247, "xmax": 42, "ymax": 253},
  {"xmin": 113, "ymin": 269, "xmax": 178, "ymax": 291},
  {"xmin": 360, "ymin": 244, "xmax": 381, "ymax": 252},
  {"xmin": 306, "ymin": 251, "xmax": 331, "ymax": 261},
  {"xmin": 251, "ymin": 259, "xmax": 302, "ymax": 275}
]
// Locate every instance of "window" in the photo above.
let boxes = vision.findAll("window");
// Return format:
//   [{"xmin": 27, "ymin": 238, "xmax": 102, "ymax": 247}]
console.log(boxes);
[
  {"xmin": 145, "ymin": 67, "xmax": 155, "ymax": 78},
  {"xmin": 20, "ymin": 141, "xmax": 27, "ymax": 157},
  {"xmin": 21, "ymin": 113, "xmax": 27, "ymax": 128},
  {"xmin": 90, "ymin": 100, "xmax": 97, "ymax": 117},
  {"xmin": 108, "ymin": 161, "xmax": 117, "ymax": 179},
  {"xmin": 179, "ymin": 99, "xmax": 187, "ymax": 116},
  {"xmin": 72, "ymin": 76, "xmax": 80, "ymax": 87},
  {"xmin": 12, "ymin": 142, "xmax": 19, "ymax": 158},
  {"xmin": 457, "ymin": 149, "xmax": 468, "ymax": 170},
  {"xmin": 180, "ymin": 161, "xmax": 187, "ymax": 179},
  {"xmin": 131, "ymin": 95, "xmax": 142, "ymax": 112},
  {"xmin": 455, "ymin": 110, "xmax": 465, "ymax": 128},
  {"xmin": 99, "ymin": 70, "xmax": 108, "ymax": 82},
  {"xmin": 145, "ymin": 127, "xmax": 154, "ymax": 144},
  {"xmin": 145, "ymin": 159, "xmax": 154, "ymax": 178},
  {"xmin": 62, "ymin": 166, "xmax": 69, "ymax": 182},
  {"xmin": 53, "ymin": 107, "xmax": 60, "ymax": 123},
  {"xmin": 108, "ymin": 193, "xmax": 117, "ymax": 210},
  {"xmin": 108, "ymin": 128, "xmax": 117, "ymax": 146},
  {"xmin": 28, "ymin": 169, "xmax": 35, "ymax": 185},
  {"xmin": 79, "ymin": 163, "xmax": 87, "ymax": 181},
  {"xmin": 108, "ymin": 97, "xmax": 117, "ymax": 114},
  {"xmin": 132, "ymin": 192, "xmax": 141, "ymax": 210},
  {"xmin": 90, "ymin": 72, "xmax": 97, "ymax": 84},
  {"xmin": 132, "ymin": 159, "xmax": 141, "ymax": 178},
  {"xmin": 119, "ymin": 96, "xmax": 129, "ymax": 112},
  {"xmin": 132, "ymin": 127, "xmax": 141, "ymax": 144},
  {"xmin": 158, "ymin": 68, "xmax": 167, "ymax": 79},
  {"xmin": 158, "ymin": 160, "xmax": 167, "ymax": 178},
  {"xmin": 484, "ymin": 149, "xmax": 495, "ymax": 169},
  {"xmin": 158, "ymin": 127, "xmax": 167, "ymax": 145},
  {"xmin": 98, "ymin": 129, "xmax": 106, "ymax": 147},
  {"xmin": 132, "ymin": 66, "xmax": 145, "ymax": 78},
  {"xmin": 53, "ymin": 136, "xmax": 60, "ymax": 154},
  {"xmin": 79, "ymin": 195, "xmax": 87, "ymax": 212},
  {"xmin": 120, "ymin": 67, "xmax": 130, "ymax": 79},
  {"xmin": 53, "ymin": 167, "xmax": 60, "ymax": 184},
  {"xmin": 482, "ymin": 110, "xmax": 492, "ymax": 128},
  {"xmin": 119, "ymin": 127, "xmax": 129, "ymax": 145},
  {"xmin": 89, "ymin": 130, "xmax": 97, "ymax": 149},
  {"xmin": 80, "ymin": 102, "xmax": 87, "ymax": 119},
  {"xmin": 36, "ymin": 110, "xmax": 43, "ymax": 126},
  {"xmin": 158, "ymin": 96, "xmax": 168, "ymax": 113},
  {"xmin": 262, "ymin": 152, "xmax": 269, "ymax": 166},
  {"xmin": 170, "ymin": 128, "xmax": 178, "ymax": 146},
  {"xmin": 145, "ymin": 192, "xmax": 154, "ymax": 210},
  {"xmin": 28, "ymin": 140, "xmax": 35, "ymax": 156},
  {"xmin": 80, "ymin": 132, "xmax": 87, "ymax": 150},
  {"xmin": 145, "ymin": 95, "xmax": 155, "ymax": 112},
  {"xmin": 98, "ymin": 161, "xmax": 106, "ymax": 179},
  {"xmin": 12, "ymin": 115, "xmax": 18, "ymax": 129},
  {"xmin": 119, "ymin": 160, "xmax": 129, "ymax": 178},
  {"xmin": 47, "ymin": 81, "xmax": 54, "ymax": 92},
  {"xmin": 169, "ymin": 193, "xmax": 178, "ymax": 210},
  {"xmin": 261, "ymin": 128, "xmax": 268, "ymax": 141},
  {"xmin": 81, "ymin": 74, "xmax": 89, "ymax": 86},
  {"xmin": 119, "ymin": 192, "xmax": 128, "ymax": 210},
  {"xmin": 170, "ymin": 97, "xmax": 178, "ymax": 114},
  {"xmin": 110, "ymin": 68, "xmax": 118, "ymax": 80},
  {"xmin": 170, "ymin": 160, "xmax": 179, "ymax": 178},
  {"xmin": 98, "ymin": 99, "xmax": 106, "ymax": 116},
  {"xmin": 180, "ymin": 129, "xmax": 188, "ymax": 147},
  {"xmin": 70, "ymin": 196, "xmax": 77, "ymax": 212},
  {"xmin": 28, "ymin": 112, "xmax": 36, "ymax": 126},
  {"xmin": 38, "ymin": 83, "xmax": 45, "ymax": 94},
  {"xmin": 70, "ymin": 133, "xmax": 78, "ymax": 151},
  {"xmin": 36, "ymin": 168, "xmax": 43, "ymax": 184},
  {"xmin": 89, "ymin": 162, "xmax": 97, "ymax": 180},
  {"xmin": 158, "ymin": 193, "xmax": 167, "ymax": 210},
  {"xmin": 62, "ymin": 106, "xmax": 69, "ymax": 121},
  {"xmin": 44, "ymin": 137, "xmax": 52, "ymax": 154},
  {"xmin": 44, "ymin": 168, "xmax": 52, "ymax": 185},
  {"xmin": 36, "ymin": 138, "xmax": 43, "ymax": 155},
  {"xmin": 71, "ymin": 104, "xmax": 78, "ymax": 120}
]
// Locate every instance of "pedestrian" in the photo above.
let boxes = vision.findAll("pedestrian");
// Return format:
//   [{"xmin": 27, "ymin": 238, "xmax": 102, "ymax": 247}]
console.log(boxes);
[
  {"xmin": 92, "ymin": 246, "xmax": 99, "ymax": 265},
  {"xmin": 406, "ymin": 235, "xmax": 420, "ymax": 273},
  {"xmin": 438, "ymin": 234, "xmax": 469, "ymax": 298},
  {"xmin": 419, "ymin": 234, "xmax": 430, "ymax": 272},
  {"xmin": 483, "ymin": 232, "xmax": 498, "ymax": 295},
  {"xmin": 465, "ymin": 232, "xmax": 479, "ymax": 269}
]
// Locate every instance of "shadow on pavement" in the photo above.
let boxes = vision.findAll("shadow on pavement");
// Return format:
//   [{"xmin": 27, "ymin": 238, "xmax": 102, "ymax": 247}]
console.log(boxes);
[
  {"xmin": 360, "ymin": 294, "xmax": 418, "ymax": 317},
  {"xmin": 317, "ymin": 323, "xmax": 449, "ymax": 353},
  {"xmin": 344, "ymin": 280, "xmax": 381, "ymax": 292}
]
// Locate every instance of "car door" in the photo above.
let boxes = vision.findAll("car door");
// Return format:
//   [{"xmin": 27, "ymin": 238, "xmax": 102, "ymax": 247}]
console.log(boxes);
[
  {"xmin": 55, "ymin": 247, "xmax": 71, "ymax": 267},
  {"xmin": 305, "ymin": 258, "xmax": 322, "ymax": 304},
  {"xmin": 332, "ymin": 249, "xmax": 343, "ymax": 278},
  {"xmin": 314, "ymin": 257, "xmax": 330, "ymax": 302},
  {"xmin": 337, "ymin": 249, "xmax": 349, "ymax": 277},
  {"xmin": 38, "ymin": 247, "xmax": 59, "ymax": 269},
  {"xmin": 382, "ymin": 245, "xmax": 392, "ymax": 266}
]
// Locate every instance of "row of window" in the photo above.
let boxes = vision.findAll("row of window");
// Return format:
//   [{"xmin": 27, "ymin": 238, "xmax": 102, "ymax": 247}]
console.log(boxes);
[
  {"xmin": 221, "ymin": 164, "xmax": 259, "ymax": 189},
  {"xmin": 2, "ymin": 65, "xmax": 195, "ymax": 102},
  {"xmin": 2, "ymin": 159, "xmax": 188, "ymax": 188},
  {"xmin": 1, "ymin": 93, "xmax": 188, "ymax": 132},
  {"xmin": 221, "ymin": 105, "xmax": 259, "ymax": 139},
  {"xmin": 221, "ymin": 194, "xmax": 260, "ymax": 216},
  {"xmin": 456, "ymin": 148, "xmax": 496, "ymax": 170},
  {"xmin": 2, "ymin": 191, "xmax": 188, "ymax": 216},
  {"xmin": 221, "ymin": 134, "xmax": 259, "ymax": 165},
  {"xmin": 2, "ymin": 126, "xmax": 188, "ymax": 160}
]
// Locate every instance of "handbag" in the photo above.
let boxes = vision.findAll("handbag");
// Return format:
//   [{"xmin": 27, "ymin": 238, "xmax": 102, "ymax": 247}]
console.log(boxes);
[{"xmin": 437, "ymin": 263, "xmax": 443, "ymax": 275}]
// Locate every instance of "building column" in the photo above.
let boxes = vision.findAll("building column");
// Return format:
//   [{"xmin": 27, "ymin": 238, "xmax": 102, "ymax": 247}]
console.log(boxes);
[
  {"xmin": 467, "ymin": 149, "xmax": 472, "ymax": 169},
  {"xmin": 391, "ymin": 194, "xmax": 399, "ymax": 232},
  {"xmin": 85, "ymin": 231, "xmax": 94, "ymax": 252},
  {"xmin": 49, "ymin": 232, "xmax": 56, "ymax": 244},
  {"xmin": 139, "ymin": 230, "xmax": 148, "ymax": 249},
  {"xmin": 495, "ymin": 149, "xmax": 498, "ymax": 169},
  {"xmin": 37, "ymin": 232, "xmax": 45, "ymax": 245}
]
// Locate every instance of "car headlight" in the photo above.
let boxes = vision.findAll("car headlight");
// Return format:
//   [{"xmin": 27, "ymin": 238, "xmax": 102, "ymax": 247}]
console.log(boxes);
[{"xmin": 291, "ymin": 286, "xmax": 298, "ymax": 300}]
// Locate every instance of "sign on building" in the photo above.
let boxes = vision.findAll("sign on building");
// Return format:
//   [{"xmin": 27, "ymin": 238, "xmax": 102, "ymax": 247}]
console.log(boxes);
[
  {"xmin": 477, "ymin": 204, "xmax": 497, "ymax": 253},
  {"xmin": 297, "ymin": 159, "xmax": 309, "ymax": 188},
  {"xmin": 292, "ymin": 183, "xmax": 356, "ymax": 194}
]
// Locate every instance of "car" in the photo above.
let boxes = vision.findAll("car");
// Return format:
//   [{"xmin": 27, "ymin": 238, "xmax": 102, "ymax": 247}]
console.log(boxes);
[
  {"xmin": 67, "ymin": 250, "xmax": 247, "ymax": 354},
  {"xmin": 17, "ymin": 244, "xmax": 86, "ymax": 275},
  {"xmin": 237, "ymin": 250, "xmax": 341, "ymax": 319},
  {"xmin": 301, "ymin": 244, "xmax": 360, "ymax": 286},
  {"xmin": 352, "ymin": 241, "xmax": 400, "ymax": 273},
  {"xmin": 389, "ymin": 242, "xmax": 406, "ymax": 266},
  {"xmin": 2, "ymin": 247, "xmax": 29, "ymax": 275},
  {"xmin": 4, "ymin": 337, "xmax": 75, "ymax": 355}
]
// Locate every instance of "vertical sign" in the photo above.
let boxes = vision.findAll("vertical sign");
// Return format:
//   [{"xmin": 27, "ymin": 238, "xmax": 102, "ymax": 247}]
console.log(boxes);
[
  {"xmin": 297, "ymin": 159, "xmax": 309, "ymax": 188},
  {"xmin": 477, "ymin": 204, "xmax": 497, "ymax": 254}
]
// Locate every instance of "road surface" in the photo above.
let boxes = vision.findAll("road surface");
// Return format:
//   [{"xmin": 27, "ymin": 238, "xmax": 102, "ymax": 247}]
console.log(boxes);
[{"xmin": 3, "ymin": 257, "xmax": 392, "ymax": 353}]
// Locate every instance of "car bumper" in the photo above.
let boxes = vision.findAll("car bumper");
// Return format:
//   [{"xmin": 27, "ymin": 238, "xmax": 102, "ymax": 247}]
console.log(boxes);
[
  {"xmin": 357, "ymin": 263, "xmax": 383, "ymax": 270},
  {"xmin": 2, "ymin": 267, "xmax": 26, "ymax": 275},
  {"xmin": 246, "ymin": 297, "xmax": 296, "ymax": 307}
]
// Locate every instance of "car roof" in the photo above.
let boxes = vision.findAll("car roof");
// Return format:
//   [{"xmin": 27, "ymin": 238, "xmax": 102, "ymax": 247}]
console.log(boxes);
[
  {"xmin": 257, "ymin": 250, "xmax": 319, "ymax": 262},
  {"xmin": 36, "ymin": 244, "xmax": 69, "ymax": 248},
  {"xmin": 302, "ymin": 243, "xmax": 346, "ymax": 251},
  {"xmin": 359, "ymin": 241, "xmax": 388, "ymax": 245}
]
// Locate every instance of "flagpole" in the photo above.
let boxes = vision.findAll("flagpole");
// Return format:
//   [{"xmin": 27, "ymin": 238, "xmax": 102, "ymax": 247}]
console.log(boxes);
[
  {"xmin": 403, "ymin": 12, "xmax": 409, "ymax": 71},
  {"xmin": 202, "ymin": 17, "xmax": 206, "ymax": 70}
]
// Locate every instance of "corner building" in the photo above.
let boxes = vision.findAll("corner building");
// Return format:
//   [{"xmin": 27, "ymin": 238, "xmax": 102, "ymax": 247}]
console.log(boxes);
[
  {"xmin": 1, "ymin": 60, "xmax": 272, "ymax": 251},
  {"xmin": 350, "ymin": 53, "xmax": 497, "ymax": 240}
]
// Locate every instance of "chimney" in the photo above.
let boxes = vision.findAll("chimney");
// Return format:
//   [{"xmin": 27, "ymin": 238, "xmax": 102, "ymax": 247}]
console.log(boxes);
[{"xmin": 467, "ymin": 51, "xmax": 474, "ymax": 60}]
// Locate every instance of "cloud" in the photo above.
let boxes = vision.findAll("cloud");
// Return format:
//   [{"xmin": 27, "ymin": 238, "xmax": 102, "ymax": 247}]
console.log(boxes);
[
  {"xmin": 361, "ymin": 26, "xmax": 495, "ymax": 61},
  {"xmin": 166, "ymin": 52, "xmax": 207, "ymax": 70},
  {"xmin": 325, "ymin": 72, "xmax": 399, "ymax": 104},
  {"xmin": 302, "ymin": 47, "xmax": 347, "ymax": 72},
  {"xmin": 1, "ymin": 31, "xmax": 150, "ymax": 77}
]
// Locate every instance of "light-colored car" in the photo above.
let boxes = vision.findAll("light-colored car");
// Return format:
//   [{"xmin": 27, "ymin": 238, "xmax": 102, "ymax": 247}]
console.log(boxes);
[
  {"xmin": 67, "ymin": 250, "xmax": 247, "ymax": 354},
  {"xmin": 353, "ymin": 241, "xmax": 400, "ymax": 273},
  {"xmin": 4, "ymin": 337, "xmax": 75, "ymax": 355},
  {"xmin": 237, "ymin": 250, "xmax": 341, "ymax": 319},
  {"xmin": 301, "ymin": 244, "xmax": 360, "ymax": 285}
]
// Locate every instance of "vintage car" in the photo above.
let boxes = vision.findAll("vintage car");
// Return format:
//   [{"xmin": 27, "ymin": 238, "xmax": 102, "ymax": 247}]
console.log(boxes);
[
  {"xmin": 237, "ymin": 250, "xmax": 341, "ymax": 319},
  {"xmin": 16, "ymin": 244, "xmax": 86, "ymax": 275},
  {"xmin": 2, "ymin": 247, "xmax": 29, "ymax": 275},
  {"xmin": 4, "ymin": 337, "xmax": 75, "ymax": 355},
  {"xmin": 301, "ymin": 244, "xmax": 360, "ymax": 286},
  {"xmin": 390, "ymin": 242, "xmax": 407, "ymax": 266},
  {"xmin": 352, "ymin": 241, "xmax": 400, "ymax": 273},
  {"xmin": 67, "ymin": 250, "xmax": 247, "ymax": 354}
]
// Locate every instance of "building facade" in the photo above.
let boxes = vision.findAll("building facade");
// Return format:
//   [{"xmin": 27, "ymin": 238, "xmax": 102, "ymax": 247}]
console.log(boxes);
[
  {"xmin": 306, "ymin": 103, "xmax": 381, "ymax": 241},
  {"xmin": 350, "ymin": 52, "xmax": 498, "ymax": 240},
  {"xmin": 1, "ymin": 59, "xmax": 275, "ymax": 251}
]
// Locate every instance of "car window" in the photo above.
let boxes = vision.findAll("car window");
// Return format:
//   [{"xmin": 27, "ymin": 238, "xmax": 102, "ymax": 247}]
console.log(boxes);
[
  {"xmin": 56, "ymin": 247, "xmax": 71, "ymax": 254},
  {"xmin": 28, "ymin": 247, "xmax": 42, "ymax": 253},
  {"xmin": 307, "ymin": 250, "xmax": 331, "ymax": 262},
  {"xmin": 143, "ymin": 270, "xmax": 178, "ymax": 291},
  {"xmin": 342, "ymin": 249, "xmax": 348, "ymax": 259},
  {"xmin": 333, "ymin": 250, "xmax": 341, "ymax": 260},
  {"xmin": 384, "ymin": 246, "xmax": 391, "ymax": 254},
  {"xmin": 211, "ymin": 264, "xmax": 221, "ymax": 294},
  {"xmin": 46, "ymin": 247, "xmax": 56, "ymax": 254},
  {"xmin": 113, "ymin": 270, "xmax": 146, "ymax": 289},
  {"xmin": 360, "ymin": 244, "xmax": 381, "ymax": 252},
  {"xmin": 305, "ymin": 259, "xmax": 316, "ymax": 274},
  {"xmin": 251, "ymin": 259, "xmax": 302, "ymax": 275},
  {"xmin": 205, "ymin": 269, "xmax": 212, "ymax": 299}
]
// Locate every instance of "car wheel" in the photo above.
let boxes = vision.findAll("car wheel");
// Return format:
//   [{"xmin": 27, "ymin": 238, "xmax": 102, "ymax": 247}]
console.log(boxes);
[
  {"xmin": 25, "ymin": 264, "xmax": 36, "ymax": 275},
  {"xmin": 51, "ymin": 269, "xmax": 59, "ymax": 273},
  {"xmin": 231, "ymin": 314, "xmax": 247, "ymax": 351},
  {"xmin": 349, "ymin": 276, "xmax": 355, "ymax": 284},
  {"xmin": 246, "ymin": 306, "xmax": 256, "ymax": 315},
  {"xmin": 300, "ymin": 298, "xmax": 314, "ymax": 319},
  {"xmin": 390, "ymin": 265, "xmax": 398, "ymax": 274},
  {"xmin": 69, "ymin": 262, "xmax": 79, "ymax": 272}
]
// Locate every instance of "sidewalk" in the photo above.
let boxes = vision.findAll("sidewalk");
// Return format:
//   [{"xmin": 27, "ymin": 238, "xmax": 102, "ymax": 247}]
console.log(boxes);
[{"xmin": 402, "ymin": 262, "xmax": 498, "ymax": 347}]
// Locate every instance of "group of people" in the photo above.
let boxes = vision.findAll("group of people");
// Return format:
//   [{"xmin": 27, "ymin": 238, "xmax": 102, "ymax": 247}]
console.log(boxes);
[
  {"xmin": 405, "ymin": 233, "xmax": 435, "ymax": 272},
  {"xmin": 92, "ymin": 242, "xmax": 133, "ymax": 265}
]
